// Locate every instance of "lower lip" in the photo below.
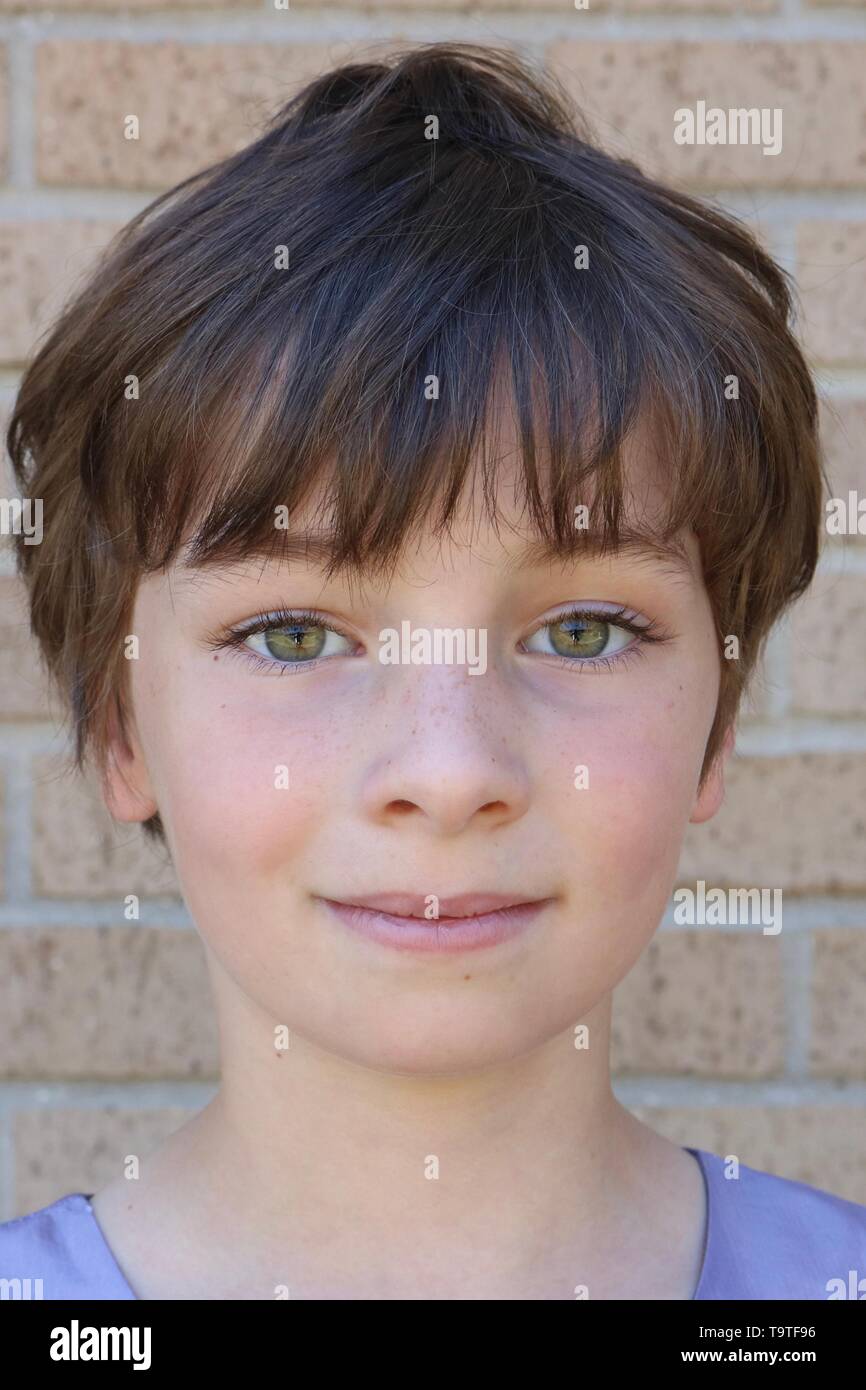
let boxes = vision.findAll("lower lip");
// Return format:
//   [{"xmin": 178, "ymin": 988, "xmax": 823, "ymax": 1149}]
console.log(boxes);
[{"xmin": 321, "ymin": 899, "xmax": 551, "ymax": 953}]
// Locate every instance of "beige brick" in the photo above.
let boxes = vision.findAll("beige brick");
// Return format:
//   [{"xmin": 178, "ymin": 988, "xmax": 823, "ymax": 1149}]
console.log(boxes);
[
  {"xmin": 631, "ymin": 1105, "xmax": 866, "ymax": 1205},
  {"xmin": 790, "ymin": 571, "xmax": 866, "ymax": 716},
  {"xmin": 612, "ymin": 929, "xmax": 785, "ymax": 1076},
  {"xmin": 678, "ymin": 753, "xmax": 866, "ymax": 892},
  {"xmin": 0, "ymin": 391, "xmax": 15, "ymax": 494},
  {"xmin": 0, "ymin": 926, "xmax": 215, "ymax": 1081},
  {"xmin": 11, "ymin": 1105, "xmax": 198, "ymax": 1219},
  {"xmin": 0, "ymin": 409, "xmax": 17, "ymax": 563},
  {"xmin": 820, "ymin": 397, "xmax": 866, "ymax": 502},
  {"xmin": 0, "ymin": 221, "xmax": 123, "ymax": 365},
  {"xmin": 278, "ymin": 0, "xmax": 568, "ymax": 6},
  {"xmin": 0, "ymin": 0, "xmax": 253, "ymax": 7},
  {"xmin": 797, "ymin": 223, "xmax": 866, "ymax": 365},
  {"xmin": 36, "ymin": 41, "xmax": 352, "ymax": 189},
  {"xmin": 739, "ymin": 650, "xmax": 780, "ymax": 723},
  {"xmin": 548, "ymin": 42, "xmax": 866, "ymax": 189},
  {"xmin": 2, "ymin": 388, "xmax": 35, "ymax": 564},
  {"xmin": 0, "ymin": 47, "xmax": 6, "ymax": 182},
  {"xmin": 810, "ymin": 929, "xmax": 866, "ymax": 1077},
  {"xmin": 287, "ymin": 0, "xmax": 776, "ymax": 8},
  {"xmin": 614, "ymin": 0, "xmax": 776, "ymax": 7},
  {"xmin": 31, "ymin": 755, "xmax": 181, "ymax": 898},
  {"xmin": 0, "ymin": 576, "xmax": 57, "ymax": 720}
]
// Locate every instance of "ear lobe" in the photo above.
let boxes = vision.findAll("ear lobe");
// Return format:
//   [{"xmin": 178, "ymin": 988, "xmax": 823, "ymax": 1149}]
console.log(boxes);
[{"xmin": 689, "ymin": 723, "xmax": 735, "ymax": 825}]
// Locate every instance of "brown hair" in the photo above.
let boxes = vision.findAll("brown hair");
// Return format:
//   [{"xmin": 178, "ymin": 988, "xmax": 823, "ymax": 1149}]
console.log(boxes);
[{"xmin": 6, "ymin": 41, "xmax": 824, "ymax": 849}]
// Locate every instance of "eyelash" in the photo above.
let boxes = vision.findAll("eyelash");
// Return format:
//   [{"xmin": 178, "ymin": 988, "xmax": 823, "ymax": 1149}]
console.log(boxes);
[{"xmin": 204, "ymin": 604, "xmax": 671, "ymax": 676}]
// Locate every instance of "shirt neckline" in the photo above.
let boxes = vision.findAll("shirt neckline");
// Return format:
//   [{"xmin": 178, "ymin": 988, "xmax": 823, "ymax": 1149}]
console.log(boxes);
[
  {"xmin": 81, "ymin": 1146, "xmax": 715, "ymax": 1301},
  {"xmin": 79, "ymin": 1193, "xmax": 138, "ymax": 1300},
  {"xmin": 682, "ymin": 1146, "xmax": 713, "ymax": 1300}
]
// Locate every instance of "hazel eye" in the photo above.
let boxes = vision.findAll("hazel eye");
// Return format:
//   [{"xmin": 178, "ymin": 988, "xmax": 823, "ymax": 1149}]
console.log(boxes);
[
  {"xmin": 243, "ymin": 619, "xmax": 352, "ymax": 665},
  {"xmin": 524, "ymin": 615, "xmax": 635, "ymax": 661}
]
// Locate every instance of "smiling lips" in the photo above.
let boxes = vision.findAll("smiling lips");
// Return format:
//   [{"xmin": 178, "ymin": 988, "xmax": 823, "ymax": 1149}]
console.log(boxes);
[
  {"xmin": 329, "ymin": 890, "xmax": 546, "ymax": 919},
  {"xmin": 319, "ymin": 891, "xmax": 554, "ymax": 953}
]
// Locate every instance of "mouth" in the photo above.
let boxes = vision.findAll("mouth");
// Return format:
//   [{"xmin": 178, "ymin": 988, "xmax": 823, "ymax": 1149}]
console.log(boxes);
[{"xmin": 317, "ymin": 892, "xmax": 555, "ymax": 954}]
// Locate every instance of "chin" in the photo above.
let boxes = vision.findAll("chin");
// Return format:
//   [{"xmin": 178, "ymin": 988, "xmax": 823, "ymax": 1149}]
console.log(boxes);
[{"xmin": 315, "ymin": 1008, "xmax": 557, "ymax": 1078}]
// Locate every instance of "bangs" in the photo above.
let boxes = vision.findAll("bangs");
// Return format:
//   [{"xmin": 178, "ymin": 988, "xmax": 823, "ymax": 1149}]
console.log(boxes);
[{"xmin": 90, "ymin": 145, "xmax": 804, "ymax": 598}]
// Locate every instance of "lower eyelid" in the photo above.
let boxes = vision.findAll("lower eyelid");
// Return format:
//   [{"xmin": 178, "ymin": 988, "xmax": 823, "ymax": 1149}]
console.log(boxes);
[
  {"xmin": 229, "ymin": 644, "xmax": 325, "ymax": 675},
  {"xmin": 545, "ymin": 641, "xmax": 648, "ymax": 673}
]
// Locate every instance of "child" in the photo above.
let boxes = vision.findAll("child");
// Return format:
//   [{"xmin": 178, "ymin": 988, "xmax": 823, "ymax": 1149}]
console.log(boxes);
[{"xmin": 2, "ymin": 42, "xmax": 864, "ymax": 1300}]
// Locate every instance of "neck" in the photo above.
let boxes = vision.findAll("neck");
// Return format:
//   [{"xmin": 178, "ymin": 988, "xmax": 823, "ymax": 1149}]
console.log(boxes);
[{"xmin": 140, "ymin": 978, "xmax": 680, "ymax": 1297}]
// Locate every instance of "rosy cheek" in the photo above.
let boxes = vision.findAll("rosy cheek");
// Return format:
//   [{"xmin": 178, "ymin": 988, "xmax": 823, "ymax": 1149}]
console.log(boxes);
[
  {"xmin": 159, "ymin": 683, "xmax": 339, "ymax": 865},
  {"xmin": 572, "ymin": 725, "xmax": 694, "ymax": 880}
]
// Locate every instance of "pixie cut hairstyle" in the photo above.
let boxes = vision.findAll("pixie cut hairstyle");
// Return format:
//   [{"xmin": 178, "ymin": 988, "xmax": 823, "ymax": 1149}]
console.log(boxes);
[{"xmin": 8, "ymin": 42, "xmax": 824, "ymax": 848}]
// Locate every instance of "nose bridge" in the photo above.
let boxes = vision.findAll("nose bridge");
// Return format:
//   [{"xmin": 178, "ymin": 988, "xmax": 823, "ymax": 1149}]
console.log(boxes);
[
  {"xmin": 391, "ymin": 637, "xmax": 497, "ymax": 731},
  {"xmin": 360, "ymin": 653, "xmax": 529, "ymax": 832}
]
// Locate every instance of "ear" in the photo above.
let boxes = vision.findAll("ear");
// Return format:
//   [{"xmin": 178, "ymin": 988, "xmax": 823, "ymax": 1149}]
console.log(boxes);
[
  {"xmin": 101, "ymin": 694, "xmax": 159, "ymax": 824},
  {"xmin": 689, "ymin": 723, "xmax": 735, "ymax": 825}
]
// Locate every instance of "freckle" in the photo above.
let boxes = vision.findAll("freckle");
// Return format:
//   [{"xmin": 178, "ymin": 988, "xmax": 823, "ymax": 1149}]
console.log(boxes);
[
  {"xmin": 464, "ymin": 974, "xmax": 471, "ymax": 981},
  {"xmin": 213, "ymin": 654, "xmax": 219, "ymax": 661}
]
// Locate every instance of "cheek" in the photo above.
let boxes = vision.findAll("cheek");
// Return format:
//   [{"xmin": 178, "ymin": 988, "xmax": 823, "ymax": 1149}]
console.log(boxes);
[
  {"xmin": 545, "ymin": 671, "xmax": 715, "ymax": 955},
  {"xmin": 134, "ymin": 659, "xmax": 344, "ymax": 878},
  {"xmin": 582, "ymin": 735, "xmax": 691, "ymax": 890}
]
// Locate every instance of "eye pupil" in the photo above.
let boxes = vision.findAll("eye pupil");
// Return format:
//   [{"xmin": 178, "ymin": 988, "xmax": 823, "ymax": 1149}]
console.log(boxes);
[{"xmin": 551, "ymin": 617, "xmax": 608, "ymax": 659}]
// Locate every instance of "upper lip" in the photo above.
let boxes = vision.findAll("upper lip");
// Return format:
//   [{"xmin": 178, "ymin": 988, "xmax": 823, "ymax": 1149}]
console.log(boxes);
[{"xmin": 322, "ymin": 892, "xmax": 551, "ymax": 919}]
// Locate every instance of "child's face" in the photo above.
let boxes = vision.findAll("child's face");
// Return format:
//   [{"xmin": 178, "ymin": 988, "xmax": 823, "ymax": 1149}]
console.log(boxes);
[{"xmin": 106, "ymin": 433, "xmax": 727, "ymax": 1075}]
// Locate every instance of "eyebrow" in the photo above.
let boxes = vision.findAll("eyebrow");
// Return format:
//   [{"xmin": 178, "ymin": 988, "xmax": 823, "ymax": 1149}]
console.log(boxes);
[
  {"xmin": 175, "ymin": 529, "xmax": 695, "ymax": 585},
  {"xmin": 501, "ymin": 532, "xmax": 694, "ymax": 577}
]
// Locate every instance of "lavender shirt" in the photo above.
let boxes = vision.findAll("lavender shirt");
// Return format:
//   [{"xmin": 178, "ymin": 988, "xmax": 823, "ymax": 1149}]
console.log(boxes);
[{"xmin": 2, "ymin": 1146, "xmax": 865, "ymax": 1299}]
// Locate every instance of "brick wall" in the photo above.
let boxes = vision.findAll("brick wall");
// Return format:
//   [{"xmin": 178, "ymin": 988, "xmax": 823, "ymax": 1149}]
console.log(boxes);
[{"xmin": 1, "ymin": 0, "xmax": 865, "ymax": 1219}]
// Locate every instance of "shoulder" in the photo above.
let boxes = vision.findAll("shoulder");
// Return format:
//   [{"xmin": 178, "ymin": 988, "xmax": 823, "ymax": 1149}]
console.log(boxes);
[
  {"xmin": 694, "ymin": 1147, "xmax": 866, "ymax": 1300},
  {"xmin": 0, "ymin": 1192, "xmax": 135, "ymax": 1299}
]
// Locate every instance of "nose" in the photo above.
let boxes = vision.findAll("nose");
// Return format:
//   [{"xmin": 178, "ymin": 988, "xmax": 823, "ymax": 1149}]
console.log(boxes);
[{"xmin": 357, "ymin": 674, "xmax": 531, "ymax": 836}]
